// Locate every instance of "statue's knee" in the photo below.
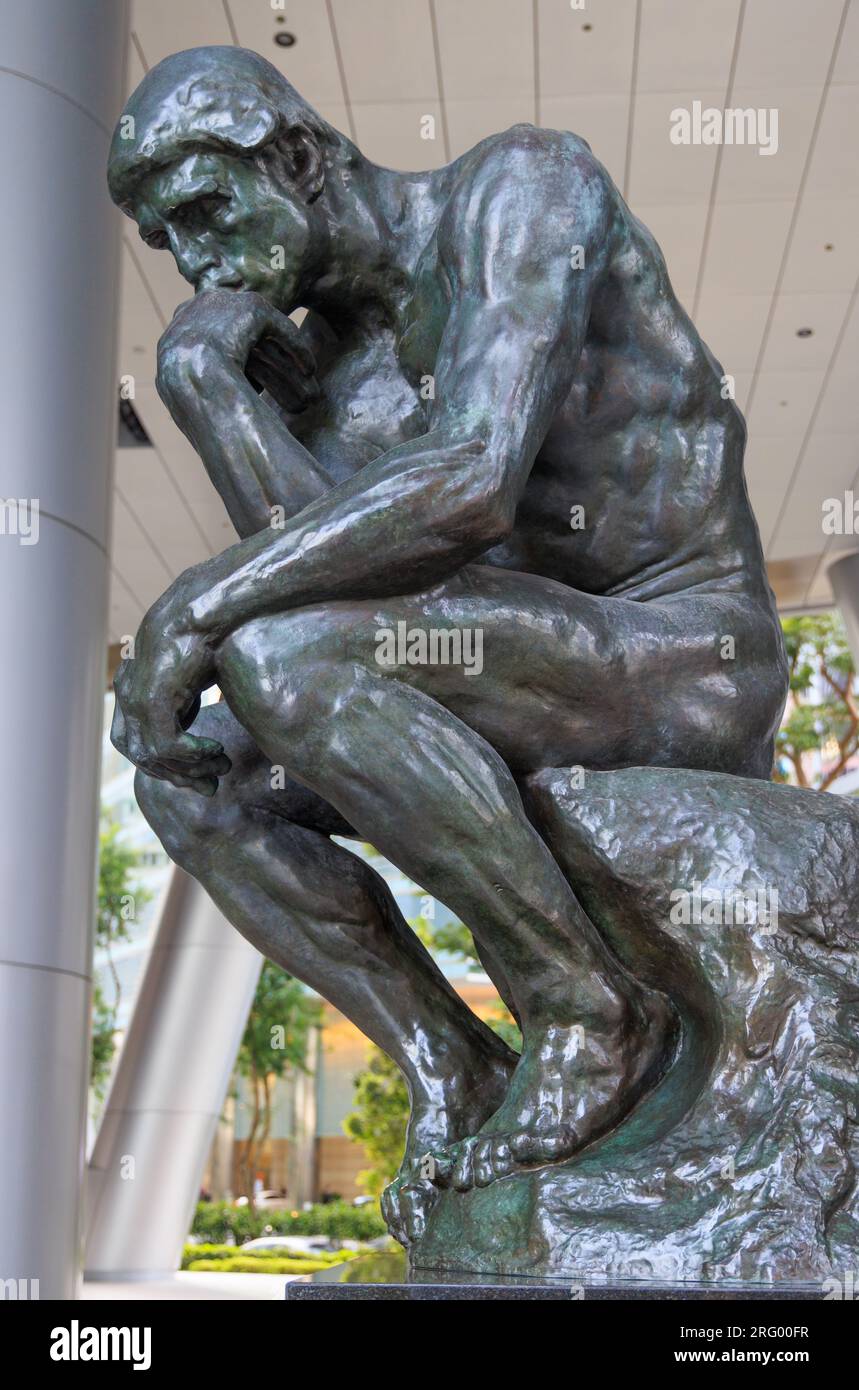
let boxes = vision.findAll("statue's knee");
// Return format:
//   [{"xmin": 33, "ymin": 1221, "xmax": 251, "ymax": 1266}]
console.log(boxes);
[
  {"xmin": 218, "ymin": 616, "xmax": 346, "ymax": 751},
  {"xmin": 133, "ymin": 768, "xmax": 217, "ymax": 866}
]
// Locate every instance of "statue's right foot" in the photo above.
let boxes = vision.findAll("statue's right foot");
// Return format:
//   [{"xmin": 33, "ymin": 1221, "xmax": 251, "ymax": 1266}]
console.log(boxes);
[{"xmin": 426, "ymin": 990, "xmax": 676, "ymax": 1192}]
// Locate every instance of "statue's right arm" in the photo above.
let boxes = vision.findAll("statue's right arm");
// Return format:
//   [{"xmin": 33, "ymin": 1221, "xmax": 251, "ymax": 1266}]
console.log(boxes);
[{"xmin": 155, "ymin": 289, "xmax": 336, "ymax": 540}]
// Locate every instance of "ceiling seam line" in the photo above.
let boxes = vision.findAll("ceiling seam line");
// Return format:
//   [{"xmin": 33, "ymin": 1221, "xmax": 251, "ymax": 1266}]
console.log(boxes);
[
  {"xmin": 123, "ymin": 236, "xmax": 168, "ymax": 331},
  {"xmin": 0, "ymin": 65, "xmax": 111, "ymax": 137},
  {"xmin": 690, "ymin": 0, "xmax": 748, "ymax": 321},
  {"xmin": 324, "ymin": 0, "xmax": 358, "ymax": 144},
  {"xmin": 533, "ymin": 0, "xmax": 540, "ymax": 128},
  {"xmin": 767, "ymin": 275, "xmax": 858, "ymax": 567},
  {"xmin": 428, "ymin": 0, "xmax": 451, "ymax": 164},
  {"xmin": 110, "ymin": 563, "xmax": 146, "ymax": 621},
  {"xmin": 130, "ymin": 30, "xmax": 148, "ymax": 73},
  {"xmin": 743, "ymin": 0, "xmax": 852, "ymax": 431},
  {"xmin": 798, "ymin": 286, "xmax": 859, "ymax": 604},
  {"xmin": 622, "ymin": 0, "xmax": 642, "ymax": 203},
  {"xmin": 222, "ymin": 0, "xmax": 240, "ymax": 47},
  {"xmin": 37, "ymin": 509, "xmax": 107, "ymax": 556},
  {"xmin": 114, "ymin": 486, "xmax": 176, "ymax": 585}
]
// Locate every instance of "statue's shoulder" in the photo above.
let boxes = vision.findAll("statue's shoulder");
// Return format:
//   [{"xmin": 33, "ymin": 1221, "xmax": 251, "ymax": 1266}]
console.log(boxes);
[{"xmin": 437, "ymin": 125, "xmax": 614, "ymax": 274}]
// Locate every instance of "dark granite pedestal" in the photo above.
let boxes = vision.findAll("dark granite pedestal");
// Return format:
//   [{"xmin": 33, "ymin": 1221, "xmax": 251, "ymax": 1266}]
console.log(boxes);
[{"xmin": 285, "ymin": 1252, "xmax": 827, "ymax": 1300}]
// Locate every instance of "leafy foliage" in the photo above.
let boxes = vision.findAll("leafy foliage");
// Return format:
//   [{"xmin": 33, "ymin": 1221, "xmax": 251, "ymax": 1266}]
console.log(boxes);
[
  {"xmin": 776, "ymin": 614, "xmax": 858, "ymax": 790},
  {"xmin": 342, "ymin": 1047, "xmax": 410, "ymax": 1197},
  {"xmin": 191, "ymin": 1199, "xmax": 386, "ymax": 1244},
  {"xmin": 90, "ymin": 818, "xmax": 150, "ymax": 1099},
  {"xmin": 234, "ymin": 961, "xmax": 322, "ymax": 1205}
]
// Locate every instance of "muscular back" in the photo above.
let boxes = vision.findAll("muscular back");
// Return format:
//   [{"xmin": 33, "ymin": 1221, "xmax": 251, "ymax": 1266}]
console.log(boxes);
[{"xmin": 290, "ymin": 127, "xmax": 770, "ymax": 609}]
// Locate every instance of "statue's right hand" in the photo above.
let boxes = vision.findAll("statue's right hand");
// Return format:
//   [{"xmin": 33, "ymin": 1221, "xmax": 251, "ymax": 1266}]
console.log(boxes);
[{"xmin": 155, "ymin": 288, "xmax": 320, "ymax": 420}]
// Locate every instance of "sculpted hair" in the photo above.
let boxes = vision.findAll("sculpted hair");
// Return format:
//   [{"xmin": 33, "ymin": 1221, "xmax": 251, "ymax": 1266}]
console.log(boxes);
[{"xmin": 108, "ymin": 45, "xmax": 346, "ymax": 209}]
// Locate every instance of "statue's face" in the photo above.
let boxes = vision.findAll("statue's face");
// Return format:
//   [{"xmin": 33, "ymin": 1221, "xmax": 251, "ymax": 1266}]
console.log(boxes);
[{"xmin": 129, "ymin": 150, "xmax": 312, "ymax": 312}]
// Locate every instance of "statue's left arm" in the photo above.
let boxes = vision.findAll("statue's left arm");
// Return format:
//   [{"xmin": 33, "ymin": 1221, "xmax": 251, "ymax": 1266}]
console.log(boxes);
[{"xmin": 114, "ymin": 139, "xmax": 613, "ymax": 783}]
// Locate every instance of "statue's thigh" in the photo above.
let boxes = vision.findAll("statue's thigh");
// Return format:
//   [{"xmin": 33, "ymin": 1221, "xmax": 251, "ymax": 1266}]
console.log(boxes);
[{"xmin": 188, "ymin": 699, "xmax": 355, "ymax": 836}]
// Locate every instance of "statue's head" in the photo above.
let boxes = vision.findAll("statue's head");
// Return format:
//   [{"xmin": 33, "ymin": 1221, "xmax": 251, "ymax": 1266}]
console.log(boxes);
[{"xmin": 108, "ymin": 46, "xmax": 345, "ymax": 311}]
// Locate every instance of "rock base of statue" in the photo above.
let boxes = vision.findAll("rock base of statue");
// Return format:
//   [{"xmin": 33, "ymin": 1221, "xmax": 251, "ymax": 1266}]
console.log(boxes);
[{"xmin": 408, "ymin": 768, "xmax": 859, "ymax": 1284}]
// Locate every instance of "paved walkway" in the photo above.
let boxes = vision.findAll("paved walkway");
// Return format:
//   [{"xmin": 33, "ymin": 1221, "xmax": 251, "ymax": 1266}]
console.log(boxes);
[{"xmin": 82, "ymin": 1272, "xmax": 295, "ymax": 1300}]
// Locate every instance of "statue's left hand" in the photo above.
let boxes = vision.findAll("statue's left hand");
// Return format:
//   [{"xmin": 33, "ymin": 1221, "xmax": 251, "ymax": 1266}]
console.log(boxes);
[{"xmin": 111, "ymin": 596, "xmax": 232, "ymax": 795}]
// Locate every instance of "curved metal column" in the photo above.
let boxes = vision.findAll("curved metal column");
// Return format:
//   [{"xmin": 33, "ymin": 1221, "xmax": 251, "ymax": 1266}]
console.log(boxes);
[
  {"xmin": 0, "ymin": 0, "xmax": 128, "ymax": 1300},
  {"xmin": 85, "ymin": 869, "xmax": 262, "ymax": 1279},
  {"xmin": 828, "ymin": 551, "xmax": 859, "ymax": 667}
]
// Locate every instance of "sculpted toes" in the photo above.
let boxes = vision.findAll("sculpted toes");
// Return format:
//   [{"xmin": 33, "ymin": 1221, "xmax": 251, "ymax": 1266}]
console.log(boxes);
[
  {"xmin": 510, "ymin": 1129, "xmax": 539, "ymax": 1163},
  {"xmin": 452, "ymin": 1139, "xmax": 477, "ymax": 1191},
  {"xmin": 401, "ymin": 1181, "xmax": 437, "ymax": 1245},
  {"xmin": 490, "ymin": 1139, "xmax": 514, "ymax": 1179},
  {"xmin": 425, "ymin": 1148, "xmax": 455, "ymax": 1188},
  {"xmin": 473, "ymin": 1140, "xmax": 494, "ymax": 1188},
  {"xmin": 381, "ymin": 1182, "xmax": 407, "ymax": 1247}
]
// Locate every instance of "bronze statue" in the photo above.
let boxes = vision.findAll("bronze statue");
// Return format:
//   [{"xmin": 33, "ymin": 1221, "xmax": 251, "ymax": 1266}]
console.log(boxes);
[{"xmin": 106, "ymin": 49, "xmax": 859, "ymax": 1282}]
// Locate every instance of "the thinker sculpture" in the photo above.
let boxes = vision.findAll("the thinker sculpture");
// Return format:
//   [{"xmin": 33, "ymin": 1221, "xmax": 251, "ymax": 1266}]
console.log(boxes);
[{"xmin": 108, "ymin": 48, "xmax": 859, "ymax": 1285}]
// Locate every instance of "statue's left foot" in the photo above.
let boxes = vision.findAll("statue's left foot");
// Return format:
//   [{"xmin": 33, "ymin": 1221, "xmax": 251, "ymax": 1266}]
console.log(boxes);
[
  {"xmin": 381, "ymin": 1038, "xmax": 517, "ymax": 1244},
  {"xmin": 426, "ymin": 992, "xmax": 675, "ymax": 1192}
]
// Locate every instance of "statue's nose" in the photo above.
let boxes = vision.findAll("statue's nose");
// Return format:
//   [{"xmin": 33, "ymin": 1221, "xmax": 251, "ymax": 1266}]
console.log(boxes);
[{"xmin": 168, "ymin": 228, "xmax": 220, "ymax": 286}]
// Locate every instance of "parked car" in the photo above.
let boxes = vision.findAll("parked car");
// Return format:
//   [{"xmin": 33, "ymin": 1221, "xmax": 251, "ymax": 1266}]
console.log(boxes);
[
  {"xmin": 233, "ymin": 1190, "xmax": 291, "ymax": 1210},
  {"xmin": 240, "ymin": 1235, "xmax": 337, "ymax": 1255}
]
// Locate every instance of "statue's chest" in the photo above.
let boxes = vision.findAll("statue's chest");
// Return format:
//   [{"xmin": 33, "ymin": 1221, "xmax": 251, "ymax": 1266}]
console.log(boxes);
[{"xmin": 294, "ymin": 332, "xmax": 428, "ymax": 474}]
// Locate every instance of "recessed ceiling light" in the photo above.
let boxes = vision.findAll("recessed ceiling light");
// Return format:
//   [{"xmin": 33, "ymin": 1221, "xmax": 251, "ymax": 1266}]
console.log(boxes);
[
  {"xmin": 274, "ymin": 31, "xmax": 296, "ymax": 47},
  {"xmin": 796, "ymin": 327, "xmax": 813, "ymax": 338}
]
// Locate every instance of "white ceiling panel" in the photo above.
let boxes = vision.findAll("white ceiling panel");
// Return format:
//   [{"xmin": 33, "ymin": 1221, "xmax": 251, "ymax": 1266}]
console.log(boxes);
[
  {"xmin": 226, "ymin": 0, "xmax": 347, "ymax": 108},
  {"xmin": 332, "ymin": 0, "xmax": 439, "ymax": 104},
  {"xmin": 744, "ymin": 435, "xmax": 796, "ymax": 547},
  {"xmin": 433, "ymin": 0, "xmax": 534, "ymax": 103},
  {"xmin": 700, "ymin": 201, "xmax": 793, "ymax": 297},
  {"xmin": 695, "ymin": 292, "xmax": 772, "ymax": 374},
  {"xmin": 537, "ymin": 0, "xmax": 637, "ymax": 99},
  {"xmin": 352, "ymin": 101, "xmax": 446, "ymax": 171},
  {"xmin": 732, "ymin": 0, "xmax": 846, "ymax": 90},
  {"xmin": 804, "ymin": 82, "xmax": 859, "ymax": 198},
  {"xmin": 636, "ymin": 0, "xmax": 741, "ymax": 94},
  {"xmin": 446, "ymin": 97, "xmax": 534, "ymax": 158},
  {"xmin": 816, "ymin": 366, "xmax": 859, "ymax": 435},
  {"xmin": 781, "ymin": 197, "xmax": 859, "ymax": 294},
  {"xmin": 832, "ymin": 0, "xmax": 859, "ymax": 82},
  {"xmin": 627, "ymin": 89, "xmax": 723, "ymax": 205},
  {"xmin": 746, "ymin": 370, "xmax": 826, "ymax": 439},
  {"xmin": 768, "ymin": 433, "xmax": 858, "ymax": 560},
  {"xmin": 131, "ymin": 0, "xmax": 233, "ymax": 68},
  {"xmin": 715, "ymin": 85, "xmax": 821, "ymax": 204},
  {"xmin": 759, "ymin": 291, "xmax": 852, "ymax": 372}
]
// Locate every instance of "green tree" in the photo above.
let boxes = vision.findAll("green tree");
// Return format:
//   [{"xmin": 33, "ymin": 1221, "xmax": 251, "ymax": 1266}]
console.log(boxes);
[
  {"xmin": 342, "ymin": 1046, "xmax": 410, "ymax": 1197},
  {"xmin": 776, "ymin": 614, "xmax": 858, "ymax": 790},
  {"xmin": 90, "ymin": 818, "xmax": 150, "ymax": 1100},
  {"xmin": 234, "ymin": 962, "xmax": 322, "ymax": 1205}
]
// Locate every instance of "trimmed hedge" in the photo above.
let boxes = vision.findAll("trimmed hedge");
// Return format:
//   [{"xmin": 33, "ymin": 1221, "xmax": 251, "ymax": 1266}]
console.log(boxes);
[
  {"xmin": 181, "ymin": 1243, "xmax": 352, "ymax": 1269},
  {"xmin": 187, "ymin": 1256, "xmax": 339, "ymax": 1275},
  {"xmin": 191, "ymin": 1199, "xmax": 386, "ymax": 1244}
]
